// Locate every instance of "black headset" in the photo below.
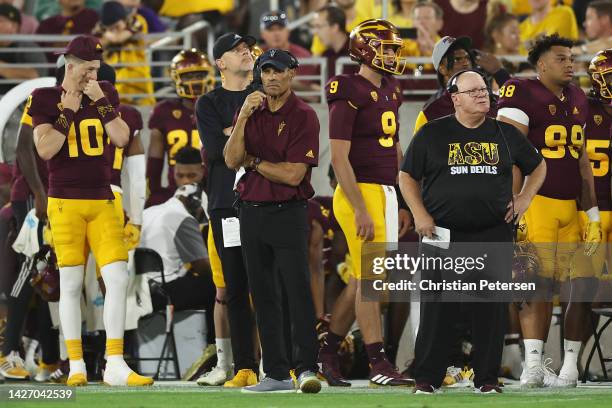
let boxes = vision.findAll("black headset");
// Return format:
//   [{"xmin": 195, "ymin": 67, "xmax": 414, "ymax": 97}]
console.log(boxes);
[
  {"xmin": 446, "ymin": 68, "xmax": 487, "ymax": 94},
  {"xmin": 446, "ymin": 68, "xmax": 518, "ymax": 236}
]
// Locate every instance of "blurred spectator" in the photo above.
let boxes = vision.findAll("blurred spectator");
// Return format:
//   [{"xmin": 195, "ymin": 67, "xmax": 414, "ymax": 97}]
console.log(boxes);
[
  {"xmin": 389, "ymin": 0, "xmax": 418, "ymax": 28},
  {"xmin": 437, "ymin": 0, "xmax": 488, "ymax": 49},
  {"xmin": 519, "ymin": 0, "xmax": 579, "ymax": 53},
  {"xmin": 0, "ymin": 0, "xmax": 37, "ymax": 33},
  {"xmin": 574, "ymin": 0, "xmax": 612, "ymax": 55},
  {"xmin": 312, "ymin": 5, "xmax": 356, "ymax": 81},
  {"xmin": 94, "ymin": 1, "xmax": 155, "ymax": 106},
  {"xmin": 485, "ymin": 5, "xmax": 521, "ymax": 72},
  {"xmin": 402, "ymin": 1, "xmax": 443, "ymax": 62},
  {"xmin": 311, "ymin": 0, "xmax": 369, "ymax": 56},
  {"xmin": 0, "ymin": 4, "xmax": 45, "ymax": 95},
  {"xmin": 260, "ymin": 10, "xmax": 320, "ymax": 99},
  {"xmin": 34, "ymin": 0, "xmax": 101, "ymax": 21},
  {"xmin": 512, "ymin": 0, "xmax": 573, "ymax": 18},
  {"xmin": 36, "ymin": 0, "xmax": 99, "ymax": 63},
  {"xmin": 118, "ymin": 0, "xmax": 167, "ymax": 33}
]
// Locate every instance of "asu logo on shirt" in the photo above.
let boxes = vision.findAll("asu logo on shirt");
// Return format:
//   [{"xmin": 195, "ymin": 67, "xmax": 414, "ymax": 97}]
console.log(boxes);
[{"xmin": 448, "ymin": 141, "xmax": 500, "ymax": 175}]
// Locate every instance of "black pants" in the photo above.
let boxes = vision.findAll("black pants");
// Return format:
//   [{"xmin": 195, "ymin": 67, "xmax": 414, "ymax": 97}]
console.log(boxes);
[
  {"xmin": 4, "ymin": 199, "xmax": 59, "ymax": 364},
  {"xmin": 150, "ymin": 270, "xmax": 216, "ymax": 344},
  {"xmin": 209, "ymin": 208, "xmax": 257, "ymax": 372},
  {"xmin": 413, "ymin": 223, "xmax": 512, "ymax": 388},
  {"xmin": 239, "ymin": 200, "xmax": 318, "ymax": 380}
]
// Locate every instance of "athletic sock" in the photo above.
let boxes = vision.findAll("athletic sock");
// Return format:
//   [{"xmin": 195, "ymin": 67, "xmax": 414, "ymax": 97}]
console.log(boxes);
[
  {"xmin": 523, "ymin": 339, "xmax": 543, "ymax": 369},
  {"xmin": 365, "ymin": 342, "xmax": 388, "ymax": 367},
  {"xmin": 559, "ymin": 339, "xmax": 581, "ymax": 379},
  {"xmin": 216, "ymin": 338, "xmax": 232, "ymax": 371},
  {"xmin": 319, "ymin": 331, "xmax": 344, "ymax": 358}
]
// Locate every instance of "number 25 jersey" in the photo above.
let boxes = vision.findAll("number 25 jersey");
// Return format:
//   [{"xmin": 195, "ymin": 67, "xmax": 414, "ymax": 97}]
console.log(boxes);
[
  {"xmin": 327, "ymin": 73, "xmax": 402, "ymax": 186},
  {"xmin": 29, "ymin": 81, "xmax": 119, "ymax": 200},
  {"xmin": 497, "ymin": 78, "xmax": 589, "ymax": 199}
]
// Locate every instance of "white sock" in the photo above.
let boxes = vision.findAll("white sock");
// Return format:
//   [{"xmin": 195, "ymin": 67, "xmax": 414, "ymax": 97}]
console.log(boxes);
[
  {"xmin": 58, "ymin": 266, "xmax": 84, "ymax": 341},
  {"xmin": 100, "ymin": 261, "xmax": 129, "ymax": 339},
  {"xmin": 216, "ymin": 338, "xmax": 233, "ymax": 371},
  {"xmin": 524, "ymin": 339, "xmax": 544, "ymax": 369},
  {"xmin": 559, "ymin": 339, "xmax": 581, "ymax": 378},
  {"xmin": 69, "ymin": 359, "xmax": 86, "ymax": 375}
]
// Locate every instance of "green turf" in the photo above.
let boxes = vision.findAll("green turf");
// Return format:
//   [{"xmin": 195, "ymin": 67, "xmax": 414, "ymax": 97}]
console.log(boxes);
[{"xmin": 3, "ymin": 385, "xmax": 612, "ymax": 408}]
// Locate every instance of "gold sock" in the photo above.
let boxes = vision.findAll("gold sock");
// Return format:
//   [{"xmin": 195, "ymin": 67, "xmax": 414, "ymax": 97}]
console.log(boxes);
[
  {"xmin": 106, "ymin": 338, "xmax": 123, "ymax": 357},
  {"xmin": 65, "ymin": 339, "xmax": 83, "ymax": 361}
]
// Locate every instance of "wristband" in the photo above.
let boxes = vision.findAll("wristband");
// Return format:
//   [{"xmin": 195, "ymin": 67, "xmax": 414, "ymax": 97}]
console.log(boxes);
[
  {"xmin": 52, "ymin": 108, "xmax": 75, "ymax": 136},
  {"xmin": 586, "ymin": 206, "xmax": 600, "ymax": 222},
  {"xmin": 94, "ymin": 97, "xmax": 118, "ymax": 125}
]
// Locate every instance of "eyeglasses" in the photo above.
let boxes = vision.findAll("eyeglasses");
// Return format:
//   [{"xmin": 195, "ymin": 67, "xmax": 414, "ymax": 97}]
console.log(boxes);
[
  {"xmin": 262, "ymin": 13, "xmax": 287, "ymax": 24},
  {"xmin": 455, "ymin": 87, "xmax": 489, "ymax": 97}
]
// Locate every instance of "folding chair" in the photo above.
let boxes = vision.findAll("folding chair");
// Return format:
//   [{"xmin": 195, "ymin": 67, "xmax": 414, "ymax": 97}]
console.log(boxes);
[
  {"xmin": 132, "ymin": 247, "xmax": 180, "ymax": 380},
  {"xmin": 581, "ymin": 307, "xmax": 612, "ymax": 383}
]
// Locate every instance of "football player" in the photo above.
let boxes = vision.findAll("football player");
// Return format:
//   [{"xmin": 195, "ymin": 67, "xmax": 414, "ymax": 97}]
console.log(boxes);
[
  {"xmin": 547, "ymin": 48, "xmax": 612, "ymax": 387},
  {"xmin": 497, "ymin": 34, "xmax": 601, "ymax": 388},
  {"xmin": 29, "ymin": 35, "xmax": 152, "ymax": 386},
  {"xmin": 146, "ymin": 49, "xmax": 215, "ymax": 207},
  {"xmin": 319, "ymin": 19, "xmax": 412, "ymax": 387}
]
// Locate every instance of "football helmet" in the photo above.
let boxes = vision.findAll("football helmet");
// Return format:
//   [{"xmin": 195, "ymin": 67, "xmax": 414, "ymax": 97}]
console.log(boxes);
[
  {"xmin": 170, "ymin": 49, "xmax": 215, "ymax": 99},
  {"xmin": 348, "ymin": 19, "xmax": 405, "ymax": 76},
  {"xmin": 588, "ymin": 48, "xmax": 612, "ymax": 105}
]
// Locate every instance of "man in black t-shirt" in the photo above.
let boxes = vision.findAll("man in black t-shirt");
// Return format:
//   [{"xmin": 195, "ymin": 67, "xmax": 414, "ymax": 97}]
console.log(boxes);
[
  {"xmin": 195, "ymin": 33, "xmax": 259, "ymax": 387},
  {"xmin": 399, "ymin": 70, "xmax": 546, "ymax": 394}
]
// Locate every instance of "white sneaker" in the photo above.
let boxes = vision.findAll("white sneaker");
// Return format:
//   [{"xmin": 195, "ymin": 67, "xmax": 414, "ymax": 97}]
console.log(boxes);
[
  {"xmin": 520, "ymin": 364, "xmax": 544, "ymax": 388},
  {"xmin": 540, "ymin": 358, "xmax": 560, "ymax": 387},
  {"xmin": 34, "ymin": 366, "xmax": 53, "ymax": 383},
  {"xmin": 442, "ymin": 366, "xmax": 463, "ymax": 386},
  {"xmin": 0, "ymin": 351, "xmax": 30, "ymax": 380},
  {"xmin": 197, "ymin": 366, "xmax": 232, "ymax": 386}
]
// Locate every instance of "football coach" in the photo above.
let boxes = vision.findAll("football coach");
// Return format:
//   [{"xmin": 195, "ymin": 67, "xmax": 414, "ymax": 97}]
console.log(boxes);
[
  {"xmin": 399, "ymin": 70, "xmax": 546, "ymax": 394},
  {"xmin": 224, "ymin": 48, "xmax": 321, "ymax": 394}
]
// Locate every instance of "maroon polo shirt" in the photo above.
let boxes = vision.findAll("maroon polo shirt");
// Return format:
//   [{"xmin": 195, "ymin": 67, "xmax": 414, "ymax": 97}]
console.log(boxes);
[{"xmin": 238, "ymin": 92, "xmax": 319, "ymax": 202}]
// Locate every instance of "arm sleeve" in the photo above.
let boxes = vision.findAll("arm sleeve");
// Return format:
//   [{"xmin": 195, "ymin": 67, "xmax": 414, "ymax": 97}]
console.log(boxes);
[
  {"xmin": 286, "ymin": 109, "xmax": 320, "ymax": 166},
  {"xmin": 196, "ymin": 95, "xmax": 228, "ymax": 161},
  {"xmin": 174, "ymin": 217, "xmax": 208, "ymax": 264},
  {"xmin": 506, "ymin": 125, "xmax": 543, "ymax": 176},
  {"xmin": 401, "ymin": 128, "xmax": 428, "ymax": 181}
]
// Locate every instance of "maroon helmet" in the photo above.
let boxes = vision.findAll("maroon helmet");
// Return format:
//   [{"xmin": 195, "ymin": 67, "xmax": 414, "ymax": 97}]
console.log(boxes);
[
  {"xmin": 589, "ymin": 48, "xmax": 612, "ymax": 106},
  {"xmin": 348, "ymin": 19, "xmax": 405, "ymax": 76},
  {"xmin": 170, "ymin": 49, "xmax": 215, "ymax": 99}
]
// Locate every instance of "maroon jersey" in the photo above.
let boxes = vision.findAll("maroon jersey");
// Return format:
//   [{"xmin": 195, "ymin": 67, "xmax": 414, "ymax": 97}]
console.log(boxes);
[
  {"xmin": 585, "ymin": 98, "xmax": 612, "ymax": 210},
  {"xmin": 109, "ymin": 104, "xmax": 143, "ymax": 188},
  {"xmin": 148, "ymin": 98, "xmax": 200, "ymax": 190},
  {"xmin": 238, "ymin": 92, "xmax": 319, "ymax": 202},
  {"xmin": 29, "ymin": 81, "xmax": 119, "ymax": 200},
  {"xmin": 327, "ymin": 73, "xmax": 402, "ymax": 186},
  {"xmin": 497, "ymin": 78, "xmax": 588, "ymax": 200},
  {"xmin": 36, "ymin": 8, "xmax": 99, "ymax": 62},
  {"xmin": 438, "ymin": 0, "xmax": 487, "ymax": 49}
]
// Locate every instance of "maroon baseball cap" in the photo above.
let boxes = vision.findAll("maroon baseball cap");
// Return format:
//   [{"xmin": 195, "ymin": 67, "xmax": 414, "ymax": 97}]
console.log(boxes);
[{"xmin": 54, "ymin": 35, "xmax": 103, "ymax": 61}]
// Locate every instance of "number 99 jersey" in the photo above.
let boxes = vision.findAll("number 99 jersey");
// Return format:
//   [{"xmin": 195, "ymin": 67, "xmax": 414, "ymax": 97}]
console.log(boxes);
[
  {"xmin": 497, "ymin": 78, "xmax": 589, "ymax": 199},
  {"xmin": 327, "ymin": 73, "xmax": 402, "ymax": 186}
]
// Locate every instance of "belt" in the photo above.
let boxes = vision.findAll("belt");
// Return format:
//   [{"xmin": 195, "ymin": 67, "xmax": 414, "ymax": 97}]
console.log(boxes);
[{"xmin": 241, "ymin": 199, "xmax": 305, "ymax": 208}]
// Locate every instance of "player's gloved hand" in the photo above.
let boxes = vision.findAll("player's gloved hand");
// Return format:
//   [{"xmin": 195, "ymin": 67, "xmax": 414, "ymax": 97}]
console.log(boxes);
[
  {"xmin": 124, "ymin": 223, "xmax": 141, "ymax": 250},
  {"xmin": 583, "ymin": 221, "xmax": 602, "ymax": 256}
]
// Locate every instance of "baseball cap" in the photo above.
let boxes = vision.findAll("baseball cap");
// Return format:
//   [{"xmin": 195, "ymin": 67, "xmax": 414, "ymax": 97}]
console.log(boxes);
[
  {"xmin": 258, "ymin": 48, "xmax": 298, "ymax": 71},
  {"xmin": 432, "ymin": 36, "xmax": 472, "ymax": 71},
  {"xmin": 0, "ymin": 4, "xmax": 21, "ymax": 25},
  {"xmin": 213, "ymin": 33, "xmax": 256, "ymax": 60},
  {"xmin": 260, "ymin": 11, "xmax": 288, "ymax": 31},
  {"xmin": 54, "ymin": 35, "xmax": 103, "ymax": 61},
  {"xmin": 101, "ymin": 1, "xmax": 127, "ymax": 27}
]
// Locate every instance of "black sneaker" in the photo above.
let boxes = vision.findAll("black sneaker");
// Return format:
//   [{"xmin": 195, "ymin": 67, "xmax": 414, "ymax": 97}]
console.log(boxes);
[{"xmin": 414, "ymin": 383, "xmax": 440, "ymax": 394}]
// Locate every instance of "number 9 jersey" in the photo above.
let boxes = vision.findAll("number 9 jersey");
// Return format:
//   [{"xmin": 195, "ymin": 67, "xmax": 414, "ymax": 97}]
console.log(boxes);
[
  {"xmin": 327, "ymin": 73, "xmax": 402, "ymax": 186},
  {"xmin": 497, "ymin": 78, "xmax": 589, "ymax": 199},
  {"xmin": 29, "ymin": 81, "xmax": 119, "ymax": 200}
]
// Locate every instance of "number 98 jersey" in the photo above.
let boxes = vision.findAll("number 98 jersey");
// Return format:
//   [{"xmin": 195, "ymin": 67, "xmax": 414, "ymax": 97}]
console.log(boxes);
[
  {"xmin": 497, "ymin": 78, "xmax": 589, "ymax": 199},
  {"xmin": 327, "ymin": 73, "xmax": 402, "ymax": 186},
  {"xmin": 29, "ymin": 81, "xmax": 119, "ymax": 200}
]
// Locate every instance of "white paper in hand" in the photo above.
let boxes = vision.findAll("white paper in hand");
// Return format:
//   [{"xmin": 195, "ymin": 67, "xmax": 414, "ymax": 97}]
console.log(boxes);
[
  {"xmin": 222, "ymin": 217, "xmax": 241, "ymax": 247},
  {"xmin": 421, "ymin": 226, "xmax": 450, "ymax": 249}
]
